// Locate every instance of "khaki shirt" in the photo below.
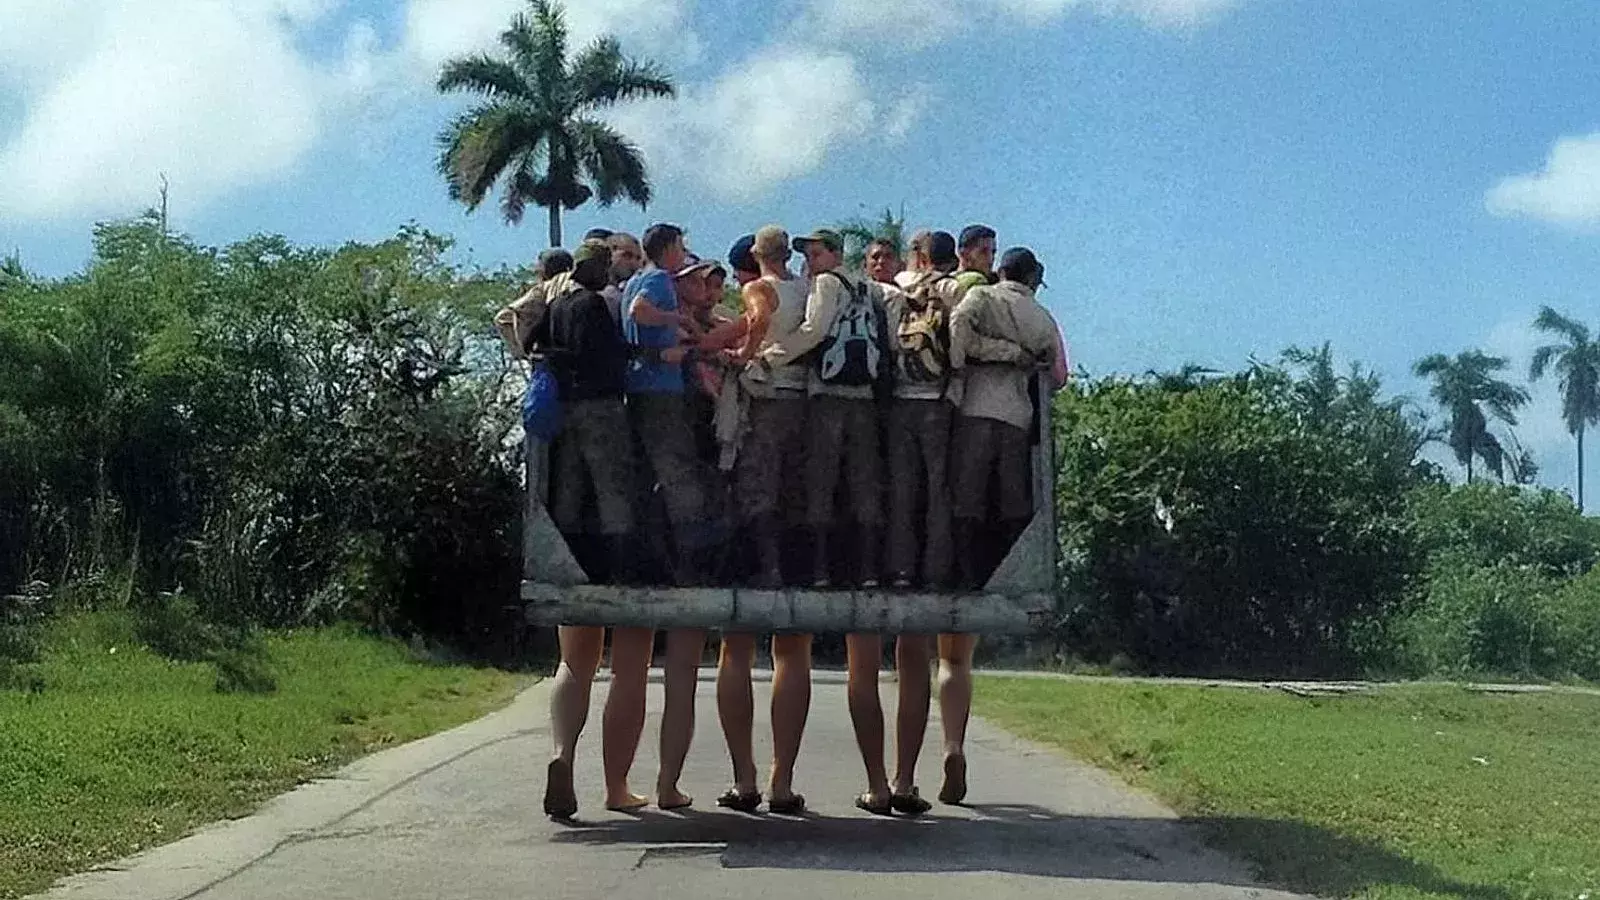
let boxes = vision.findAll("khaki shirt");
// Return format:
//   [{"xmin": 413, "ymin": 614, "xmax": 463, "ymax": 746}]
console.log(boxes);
[
  {"xmin": 884, "ymin": 271, "xmax": 970, "ymax": 403},
  {"xmin": 759, "ymin": 269, "xmax": 886, "ymax": 401},
  {"xmin": 950, "ymin": 280, "xmax": 1063, "ymax": 430}
]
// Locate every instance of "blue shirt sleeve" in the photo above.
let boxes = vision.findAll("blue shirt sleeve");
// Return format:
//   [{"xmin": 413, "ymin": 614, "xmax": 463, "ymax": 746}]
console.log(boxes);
[{"xmin": 623, "ymin": 269, "xmax": 677, "ymax": 349}]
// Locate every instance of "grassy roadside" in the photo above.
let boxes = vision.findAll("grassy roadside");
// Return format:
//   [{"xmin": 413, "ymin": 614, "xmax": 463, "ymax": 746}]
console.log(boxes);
[
  {"xmin": 0, "ymin": 614, "xmax": 526, "ymax": 899},
  {"xmin": 977, "ymin": 677, "xmax": 1599, "ymax": 900}
]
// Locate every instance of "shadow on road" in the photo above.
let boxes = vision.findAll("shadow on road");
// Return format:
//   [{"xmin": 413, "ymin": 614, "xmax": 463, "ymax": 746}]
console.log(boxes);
[{"xmin": 548, "ymin": 803, "xmax": 1509, "ymax": 900}]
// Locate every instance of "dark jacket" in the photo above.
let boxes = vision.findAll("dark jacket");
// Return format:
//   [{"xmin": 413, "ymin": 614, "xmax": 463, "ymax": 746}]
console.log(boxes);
[{"xmin": 540, "ymin": 286, "xmax": 628, "ymax": 401}]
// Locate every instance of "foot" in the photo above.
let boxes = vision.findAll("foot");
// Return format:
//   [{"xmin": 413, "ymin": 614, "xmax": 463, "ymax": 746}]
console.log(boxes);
[
  {"xmin": 767, "ymin": 792, "xmax": 807, "ymax": 815},
  {"xmin": 543, "ymin": 759, "xmax": 578, "ymax": 820},
  {"xmin": 604, "ymin": 789, "xmax": 650, "ymax": 813},
  {"xmin": 812, "ymin": 576, "xmax": 831, "ymax": 589},
  {"xmin": 860, "ymin": 576, "xmax": 880, "ymax": 589},
  {"xmin": 890, "ymin": 787, "xmax": 932, "ymax": 816},
  {"xmin": 657, "ymin": 786, "xmax": 694, "ymax": 811},
  {"xmin": 716, "ymin": 787, "xmax": 763, "ymax": 813},
  {"xmin": 938, "ymin": 754, "xmax": 968, "ymax": 806},
  {"xmin": 855, "ymin": 791, "xmax": 893, "ymax": 816},
  {"xmin": 891, "ymin": 575, "xmax": 913, "ymax": 590}
]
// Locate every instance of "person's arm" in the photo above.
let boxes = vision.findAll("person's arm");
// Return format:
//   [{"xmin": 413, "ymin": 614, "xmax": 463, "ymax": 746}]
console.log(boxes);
[
  {"xmin": 950, "ymin": 289, "xmax": 1027, "ymax": 368},
  {"xmin": 699, "ymin": 315, "xmax": 748, "ymax": 353},
  {"xmin": 733, "ymin": 280, "xmax": 778, "ymax": 362},
  {"xmin": 1048, "ymin": 322, "xmax": 1070, "ymax": 391},
  {"xmin": 759, "ymin": 274, "xmax": 841, "ymax": 369},
  {"xmin": 627, "ymin": 273, "xmax": 683, "ymax": 330}
]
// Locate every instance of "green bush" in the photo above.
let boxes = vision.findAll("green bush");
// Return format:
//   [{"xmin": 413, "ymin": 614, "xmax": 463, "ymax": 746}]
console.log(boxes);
[
  {"xmin": 1408, "ymin": 482, "xmax": 1600, "ymax": 577},
  {"xmin": 1392, "ymin": 563, "xmax": 1563, "ymax": 678},
  {"xmin": 1550, "ymin": 569, "xmax": 1600, "ymax": 681},
  {"xmin": 1053, "ymin": 348, "xmax": 1435, "ymax": 677}
]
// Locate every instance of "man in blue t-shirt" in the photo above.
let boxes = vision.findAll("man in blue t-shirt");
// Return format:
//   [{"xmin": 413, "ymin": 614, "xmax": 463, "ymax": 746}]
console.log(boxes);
[{"xmin": 620, "ymin": 222, "xmax": 721, "ymax": 812}]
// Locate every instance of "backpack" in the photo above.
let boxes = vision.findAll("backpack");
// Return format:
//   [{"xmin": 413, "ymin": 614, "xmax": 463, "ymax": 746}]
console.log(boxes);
[
  {"xmin": 815, "ymin": 271, "xmax": 888, "ymax": 388},
  {"xmin": 896, "ymin": 273, "xmax": 954, "ymax": 386},
  {"xmin": 520, "ymin": 360, "xmax": 563, "ymax": 443}
]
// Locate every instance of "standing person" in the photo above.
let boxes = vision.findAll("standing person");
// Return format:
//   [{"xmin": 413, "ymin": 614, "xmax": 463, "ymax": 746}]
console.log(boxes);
[
  {"xmin": 714, "ymin": 225, "xmax": 815, "ymax": 815},
  {"xmin": 954, "ymin": 224, "xmax": 998, "ymax": 294},
  {"xmin": 620, "ymin": 223, "xmax": 714, "ymax": 810},
  {"xmin": 896, "ymin": 229, "xmax": 933, "ymax": 290},
  {"xmin": 534, "ymin": 240, "xmax": 655, "ymax": 819},
  {"xmin": 939, "ymin": 246, "xmax": 1067, "ymax": 806},
  {"xmin": 604, "ymin": 232, "xmax": 645, "ymax": 323}
]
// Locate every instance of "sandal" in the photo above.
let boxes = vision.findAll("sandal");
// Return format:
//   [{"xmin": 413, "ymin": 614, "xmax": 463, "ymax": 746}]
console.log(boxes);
[
  {"xmin": 855, "ymin": 793, "xmax": 894, "ymax": 817},
  {"xmin": 890, "ymin": 789, "xmax": 932, "ymax": 817},
  {"xmin": 767, "ymin": 793, "xmax": 807, "ymax": 815},
  {"xmin": 716, "ymin": 788, "xmax": 762, "ymax": 813}
]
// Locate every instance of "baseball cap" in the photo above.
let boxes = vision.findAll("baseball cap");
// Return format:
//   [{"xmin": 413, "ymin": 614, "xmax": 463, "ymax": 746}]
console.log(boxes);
[
  {"xmin": 792, "ymin": 228, "xmax": 844, "ymax": 254},
  {"xmin": 673, "ymin": 254, "xmax": 717, "ymax": 278},
  {"xmin": 997, "ymin": 247, "xmax": 1045, "ymax": 286},
  {"xmin": 572, "ymin": 240, "xmax": 611, "ymax": 266},
  {"xmin": 728, "ymin": 234, "xmax": 758, "ymax": 273}
]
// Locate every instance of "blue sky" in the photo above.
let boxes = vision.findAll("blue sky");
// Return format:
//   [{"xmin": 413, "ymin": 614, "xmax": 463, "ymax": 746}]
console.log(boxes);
[{"xmin": 3, "ymin": 0, "xmax": 1599, "ymax": 496}]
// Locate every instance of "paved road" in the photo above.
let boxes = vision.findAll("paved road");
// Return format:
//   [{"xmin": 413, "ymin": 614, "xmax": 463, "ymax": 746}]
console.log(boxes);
[{"xmin": 39, "ymin": 674, "xmax": 1304, "ymax": 900}]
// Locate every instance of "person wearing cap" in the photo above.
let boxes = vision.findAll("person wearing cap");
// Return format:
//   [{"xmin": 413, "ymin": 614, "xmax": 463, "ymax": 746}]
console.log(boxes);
[
  {"xmin": 536, "ymin": 239, "xmax": 656, "ymax": 820},
  {"xmin": 619, "ymin": 223, "xmax": 721, "ymax": 812},
  {"xmin": 674, "ymin": 254, "xmax": 744, "ymax": 465},
  {"xmin": 709, "ymin": 224, "xmax": 815, "ymax": 816},
  {"xmin": 939, "ymin": 245, "xmax": 1067, "ymax": 807},
  {"xmin": 954, "ymin": 224, "xmax": 999, "ymax": 294},
  {"xmin": 493, "ymin": 248, "xmax": 578, "ymax": 360}
]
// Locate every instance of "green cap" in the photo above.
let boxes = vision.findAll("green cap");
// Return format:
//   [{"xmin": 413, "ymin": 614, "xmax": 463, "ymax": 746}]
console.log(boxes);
[
  {"xmin": 572, "ymin": 239, "xmax": 611, "ymax": 267},
  {"xmin": 792, "ymin": 228, "xmax": 844, "ymax": 254}
]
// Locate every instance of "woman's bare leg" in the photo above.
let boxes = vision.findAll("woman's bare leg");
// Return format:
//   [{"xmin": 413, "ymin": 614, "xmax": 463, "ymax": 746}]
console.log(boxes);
[
  {"xmin": 544, "ymin": 626, "xmax": 606, "ymax": 817},
  {"xmin": 602, "ymin": 627, "xmax": 654, "ymax": 810},
  {"xmin": 937, "ymin": 633, "xmax": 978, "ymax": 805},
  {"xmin": 656, "ymin": 629, "xmax": 705, "ymax": 808},
  {"xmin": 767, "ymin": 633, "xmax": 813, "ymax": 804},
  {"xmin": 892, "ymin": 635, "xmax": 933, "ymax": 796},
  {"xmin": 717, "ymin": 633, "xmax": 759, "ymax": 795},
  {"xmin": 846, "ymin": 633, "xmax": 889, "ymax": 805}
]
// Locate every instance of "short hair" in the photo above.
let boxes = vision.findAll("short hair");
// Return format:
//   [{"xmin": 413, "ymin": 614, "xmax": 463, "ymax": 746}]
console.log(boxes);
[
  {"xmin": 641, "ymin": 223, "xmax": 685, "ymax": 265},
  {"xmin": 925, "ymin": 231, "xmax": 958, "ymax": 268},
  {"xmin": 958, "ymin": 224, "xmax": 997, "ymax": 250},
  {"xmin": 537, "ymin": 248, "xmax": 574, "ymax": 280},
  {"xmin": 865, "ymin": 238, "xmax": 899, "ymax": 258},
  {"xmin": 582, "ymin": 227, "xmax": 614, "ymax": 242},
  {"xmin": 996, "ymin": 247, "xmax": 1042, "ymax": 285}
]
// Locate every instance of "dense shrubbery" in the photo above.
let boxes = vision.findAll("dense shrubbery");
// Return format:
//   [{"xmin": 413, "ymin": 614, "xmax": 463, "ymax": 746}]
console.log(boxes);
[{"xmin": 0, "ymin": 216, "xmax": 528, "ymax": 673}]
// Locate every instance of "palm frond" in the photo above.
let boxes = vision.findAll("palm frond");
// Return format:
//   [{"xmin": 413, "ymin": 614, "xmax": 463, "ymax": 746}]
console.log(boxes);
[
  {"xmin": 500, "ymin": 161, "xmax": 540, "ymax": 225},
  {"xmin": 436, "ymin": 54, "xmax": 532, "ymax": 100},
  {"xmin": 1530, "ymin": 344, "xmax": 1560, "ymax": 382},
  {"xmin": 570, "ymin": 37, "xmax": 676, "ymax": 109},
  {"xmin": 503, "ymin": 3, "xmax": 566, "ymax": 107},
  {"xmin": 570, "ymin": 118, "xmax": 651, "ymax": 207},
  {"xmin": 1534, "ymin": 305, "xmax": 1589, "ymax": 346},
  {"xmin": 435, "ymin": 104, "xmax": 543, "ymax": 210}
]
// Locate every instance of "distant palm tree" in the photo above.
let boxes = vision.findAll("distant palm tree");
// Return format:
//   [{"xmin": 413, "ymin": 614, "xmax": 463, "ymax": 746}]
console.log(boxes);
[
  {"xmin": 434, "ymin": 0, "xmax": 675, "ymax": 248},
  {"xmin": 1530, "ymin": 306, "xmax": 1600, "ymax": 511},
  {"xmin": 1414, "ymin": 350, "xmax": 1530, "ymax": 483},
  {"xmin": 837, "ymin": 206, "xmax": 906, "ymax": 271}
]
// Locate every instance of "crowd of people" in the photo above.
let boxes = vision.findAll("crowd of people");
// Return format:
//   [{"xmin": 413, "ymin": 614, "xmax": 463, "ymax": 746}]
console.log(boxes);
[{"xmin": 497, "ymin": 221, "xmax": 1068, "ymax": 819}]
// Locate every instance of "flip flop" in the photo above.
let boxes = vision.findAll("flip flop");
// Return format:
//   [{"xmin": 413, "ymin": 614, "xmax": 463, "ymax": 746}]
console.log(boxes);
[
  {"xmin": 855, "ymin": 793, "xmax": 894, "ymax": 817},
  {"xmin": 890, "ymin": 790, "xmax": 932, "ymax": 817},
  {"xmin": 543, "ymin": 759, "xmax": 578, "ymax": 820},
  {"xmin": 938, "ymin": 755, "xmax": 968, "ymax": 806},
  {"xmin": 659, "ymin": 796, "xmax": 694, "ymax": 812},
  {"xmin": 605, "ymin": 795, "xmax": 651, "ymax": 814},
  {"xmin": 716, "ymin": 788, "xmax": 763, "ymax": 813},
  {"xmin": 767, "ymin": 793, "xmax": 807, "ymax": 815}
]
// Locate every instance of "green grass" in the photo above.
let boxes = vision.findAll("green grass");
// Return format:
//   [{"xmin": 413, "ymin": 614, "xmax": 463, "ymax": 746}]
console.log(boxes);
[
  {"xmin": 0, "ymin": 614, "xmax": 525, "ymax": 899},
  {"xmin": 977, "ymin": 678, "xmax": 1600, "ymax": 900}
]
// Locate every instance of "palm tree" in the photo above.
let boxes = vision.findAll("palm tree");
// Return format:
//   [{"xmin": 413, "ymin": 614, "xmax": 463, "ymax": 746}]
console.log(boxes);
[
  {"xmin": 1530, "ymin": 306, "xmax": 1600, "ymax": 511},
  {"xmin": 434, "ymin": 0, "xmax": 675, "ymax": 248},
  {"xmin": 1414, "ymin": 350, "xmax": 1530, "ymax": 483},
  {"xmin": 837, "ymin": 206, "xmax": 906, "ymax": 271}
]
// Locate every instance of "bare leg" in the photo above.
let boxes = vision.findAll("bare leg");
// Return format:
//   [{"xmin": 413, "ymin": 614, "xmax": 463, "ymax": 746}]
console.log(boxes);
[
  {"xmin": 545, "ymin": 626, "xmax": 606, "ymax": 818},
  {"xmin": 768, "ymin": 633, "xmax": 813, "ymax": 804},
  {"xmin": 717, "ymin": 634, "xmax": 759, "ymax": 795},
  {"xmin": 656, "ymin": 628, "xmax": 705, "ymax": 808},
  {"xmin": 937, "ymin": 633, "xmax": 978, "ymax": 805},
  {"xmin": 602, "ymin": 627, "xmax": 654, "ymax": 810},
  {"xmin": 892, "ymin": 634, "xmax": 933, "ymax": 796},
  {"xmin": 846, "ymin": 633, "xmax": 890, "ymax": 806}
]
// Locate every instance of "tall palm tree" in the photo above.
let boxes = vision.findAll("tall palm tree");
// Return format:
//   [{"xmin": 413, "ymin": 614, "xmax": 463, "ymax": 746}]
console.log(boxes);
[
  {"xmin": 434, "ymin": 0, "xmax": 675, "ymax": 248},
  {"xmin": 837, "ymin": 206, "xmax": 906, "ymax": 271},
  {"xmin": 1414, "ymin": 350, "xmax": 1530, "ymax": 484},
  {"xmin": 1530, "ymin": 306, "xmax": 1600, "ymax": 511}
]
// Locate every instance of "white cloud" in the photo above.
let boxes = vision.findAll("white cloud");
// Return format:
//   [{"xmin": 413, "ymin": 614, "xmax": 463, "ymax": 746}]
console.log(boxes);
[
  {"xmin": 1486, "ymin": 132, "xmax": 1600, "ymax": 228},
  {"xmin": 883, "ymin": 89, "xmax": 930, "ymax": 142},
  {"xmin": 0, "ymin": 0, "xmax": 373, "ymax": 223},
  {"xmin": 808, "ymin": 0, "xmax": 1246, "ymax": 45},
  {"xmin": 401, "ymin": 0, "xmax": 698, "ymax": 80},
  {"xmin": 608, "ymin": 48, "xmax": 880, "ymax": 202}
]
